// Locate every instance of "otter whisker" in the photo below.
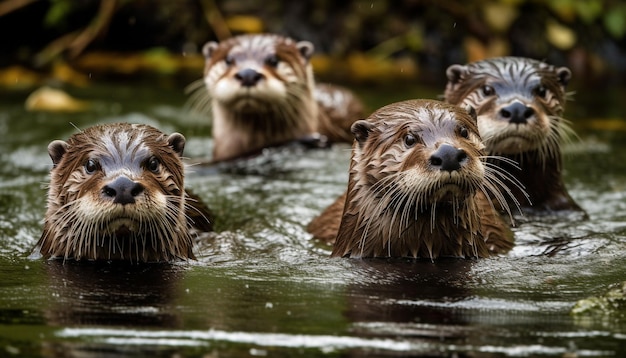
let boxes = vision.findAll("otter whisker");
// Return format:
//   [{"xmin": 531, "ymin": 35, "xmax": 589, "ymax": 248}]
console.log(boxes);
[
  {"xmin": 359, "ymin": 172, "xmax": 403, "ymax": 242},
  {"xmin": 184, "ymin": 79, "xmax": 213, "ymax": 116},
  {"xmin": 386, "ymin": 186, "xmax": 409, "ymax": 242},
  {"xmin": 184, "ymin": 78, "xmax": 206, "ymax": 95},
  {"xmin": 429, "ymin": 202, "xmax": 437, "ymax": 234},
  {"xmin": 555, "ymin": 119, "xmax": 579, "ymax": 150},
  {"xmin": 482, "ymin": 156, "xmax": 527, "ymax": 195},
  {"xmin": 398, "ymin": 188, "xmax": 418, "ymax": 240},
  {"xmin": 484, "ymin": 168, "xmax": 524, "ymax": 214},
  {"xmin": 480, "ymin": 163, "xmax": 526, "ymax": 218}
]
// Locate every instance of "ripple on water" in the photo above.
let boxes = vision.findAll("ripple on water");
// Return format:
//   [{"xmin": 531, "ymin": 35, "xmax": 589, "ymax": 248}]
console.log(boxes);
[{"xmin": 55, "ymin": 327, "xmax": 618, "ymax": 356}]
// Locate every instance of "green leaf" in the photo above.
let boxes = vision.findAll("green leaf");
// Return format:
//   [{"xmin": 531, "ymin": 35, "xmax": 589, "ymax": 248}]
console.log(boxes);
[
  {"xmin": 604, "ymin": 6, "xmax": 626, "ymax": 39},
  {"xmin": 44, "ymin": 0, "xmax": 74, "ymax": 28},
  {"xmin": 574, "ymin": 0, "xmax": 603, "ymax": 24}
]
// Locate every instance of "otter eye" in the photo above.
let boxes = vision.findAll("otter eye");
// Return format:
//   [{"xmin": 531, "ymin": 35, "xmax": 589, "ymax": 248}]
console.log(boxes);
[
  {"xmin": 535, "ymin": 85, "xmax": 547, "ymax": 98},
  {"xmin": 265, "ymin": 54, "xmax": 279, "ymax": 67},
  {"xmin": 224, "ymin": 55, "xmax": 235, "ymax": 66},
  {"xmin": 459, "ymin": 126, "xmax": 469, "ymax": 139},
  {"xmin": 84, "ymin": 159, "xmax": 98, "ymax": 174},
  {"xmin": 404, "ymin": 134, "xmax": 417, "ymax": 148},
  {"xmin": 481, "ymin": 85, "xmax": 495, "ymax": 96},
  {"xmin": 147, "ymin": 156, "xmax": 160, "ymax": 173}
]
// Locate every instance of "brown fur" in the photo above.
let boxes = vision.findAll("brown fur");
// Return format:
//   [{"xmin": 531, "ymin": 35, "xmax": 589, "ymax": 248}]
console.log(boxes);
[
  {"xmin": 189, "ymin": 33, "xmax": 364, "ymax": 162},
  {"xmin": 314, "ymin": 83, "xmax": 365, "ymax": 142},
  {"xmin": 444, "ymin": 56, "xmax": 585, "ymax": 215},
  {"xmin": 308, "ymin": 100, "xmax": 515, "ymax": 259},
  {"xmin": 33, "ymin": 123, "xmax": 213, "ymax": 262}
]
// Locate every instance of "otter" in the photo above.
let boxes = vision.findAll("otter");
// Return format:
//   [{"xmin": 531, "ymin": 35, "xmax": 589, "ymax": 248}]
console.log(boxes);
[
  {"xmin": 308, "ymin": 99, "xmax": 517, "ymax": 259},
  {"xmin": 444, "ymin": 57, "xmax": 585, "ymax": 216},
  {"xmin": 33, "ymin": 123, "xmax": 213, "ymax": 262},
  {"xmin": 188, "ymin": 33, "xmax": 364, "ymax": 162}
]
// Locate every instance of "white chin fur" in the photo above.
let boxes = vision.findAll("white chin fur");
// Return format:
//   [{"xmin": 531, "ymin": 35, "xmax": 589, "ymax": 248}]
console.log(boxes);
[
  {"xmin": 211, "ymin": 77, "xmax": 287, "ymax": 104},
  {"xmin": 108, "ymin": 218, "xmax": 139, "ymax": 232},
  {"xmin": 479, "ymin": 120, "xmax": 546, "ymax": 154},
  {"xmin": 488, "ymin": 136, "xmax": 543, "ymax": 154}
]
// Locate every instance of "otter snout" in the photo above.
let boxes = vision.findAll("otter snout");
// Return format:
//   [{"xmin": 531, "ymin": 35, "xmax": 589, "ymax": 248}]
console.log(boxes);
[
  {"xmin": 235, "ymin": 68, "xmax": 264, "ymax": 87},
  {"xmin": 499, "ymin": 102, "xmax": 535, "ymax": 124},
  {"xmin": 102, "ymin": 176, "xmax": 144, "ymax": 205},
  {"xmin": 429, "ymin": 144, "xmax": 467, "ymax": 172}
]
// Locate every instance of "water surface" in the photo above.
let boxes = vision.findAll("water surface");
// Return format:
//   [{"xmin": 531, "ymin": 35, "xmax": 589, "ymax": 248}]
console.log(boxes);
[{"xmin": 1, "ymin": 82, "xmax": 626, "ymax": 357}]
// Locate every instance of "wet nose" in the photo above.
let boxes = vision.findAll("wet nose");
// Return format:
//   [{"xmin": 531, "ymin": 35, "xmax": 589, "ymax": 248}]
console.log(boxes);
[
  {"xmin": 429, "ymin": 144, "xmax": 467, "ymax": 172},
  {"xmin": 102, "ymin": 176, "xmax": 144, "ymax": 205},
  {"xmin": 235, "ymin": 68, "xmax": 263, "ymax": 87},
  {"xmin": 500, "ymin": 102, "xmax": 535, "ymax": 124}
]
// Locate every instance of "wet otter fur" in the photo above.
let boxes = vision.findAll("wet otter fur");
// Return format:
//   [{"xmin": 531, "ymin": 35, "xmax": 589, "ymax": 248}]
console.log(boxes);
[
  {"xmin": 188, "ymin": 33, "xmax": 364, "ymax": 162},
  {"xmin": 444, "ymin": 57, "xmax": 585, "ymax": 216},
  {"xmin": 33, "ymin": 123, "xmax": 213, "ymax": 262},
  {"xmin": 308, "ymin": 100, "xmax": 517, "ymax": 259}
]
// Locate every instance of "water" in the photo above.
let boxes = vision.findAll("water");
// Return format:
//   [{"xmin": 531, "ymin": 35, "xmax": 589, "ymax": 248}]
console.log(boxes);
[{"xmin": 1, "ymin": 81, "xmax": 626, "ymax": 357}]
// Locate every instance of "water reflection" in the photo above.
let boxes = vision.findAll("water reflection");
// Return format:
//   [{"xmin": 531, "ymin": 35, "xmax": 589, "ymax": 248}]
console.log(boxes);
[
  {"xmin": 40, "ymin": 261, "xmax": 185, "ymax": 356},
  {"xmin": 339, "ymin": 257, "xmax": 623, "ymax": 356},
  {"xmin": 346, "ymin": 259, "xmax": 472, "ymax": 321},
  {"xmin": 340, "ymin": 259, "xmax": 477, "ymax": 356}
]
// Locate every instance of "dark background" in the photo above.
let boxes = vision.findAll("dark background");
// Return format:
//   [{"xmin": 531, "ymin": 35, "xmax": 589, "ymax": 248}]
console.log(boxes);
[{"xmin": 0, "ymin": 0, "xmax": 624, "ymax": 86}]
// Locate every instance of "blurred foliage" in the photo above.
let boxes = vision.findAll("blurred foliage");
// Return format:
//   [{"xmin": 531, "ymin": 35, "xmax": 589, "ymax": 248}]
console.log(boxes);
[
  {"xmin": 43, "ymin": 0, "xmax": 72, "ymax": 27},
  {"xmin": 0, "ymin": 0, "xmax": 624, "ymax": 86}
]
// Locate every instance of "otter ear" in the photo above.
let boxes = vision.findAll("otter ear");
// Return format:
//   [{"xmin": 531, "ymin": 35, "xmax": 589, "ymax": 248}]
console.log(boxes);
[
  {"xmin": 202, "ymin": 41, "xmax": 219, "ymax": 59},
  {"xmin": 446, "ymin": 64, "xmax": 468, "ymax": 83},
  {"xmin": 351, "ymin": 120, "xmax": 374, "ymax": 145},
  {"xmin": 465, "ymin": 105, "xmax": 478, "ymax": 123},
  {"xmin": 296, "ymin": 41, "xmax": 314, "ymax": 60},
  {"xmin": 167, "ymin": 133, "xmax": 186, "ymax": 157},
  {"xmin": 556, "ymin": 66, "xmax": 571, "ymax": 87},
  {"xmin": 48, "ymin": 140, "xmax": 69, "ymax": 167}
]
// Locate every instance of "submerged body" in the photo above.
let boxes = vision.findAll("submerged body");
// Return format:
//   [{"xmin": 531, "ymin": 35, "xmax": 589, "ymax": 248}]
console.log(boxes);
[
  {"xmin": 192, "ymin": 33, "xmax": 364, "ymax": 162},
  {"xmin": 308, "ymin": 100, "xmax": 515, "ymax": 259},
  {"xmin": 444, "ymin": 56, "xmax": 585, "ymax": 216},
  {"xmin": 34, "ymin": 123, "xmax": 213, "ymax": 262}
]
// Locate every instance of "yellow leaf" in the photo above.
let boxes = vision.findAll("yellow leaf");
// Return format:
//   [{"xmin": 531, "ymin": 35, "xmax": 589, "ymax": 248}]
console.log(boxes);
[
  {"xmin": 0, "ymin": 66, "xmax": 41, "ymax": 89},
  {"xmin": 311, "ymin": 54, "xmax": 333, "ymax": 75},
  {"xmin": 585, "ymin": 118, "xmax": 626, "ymax": 132},
  {"xmin": 546, "ymin": 19, "xmax": 577, "ymax": 50},
  {"xmin": 483, "ymin": 3, "xmax": 519, "ymax": 33},
  {"xmin": 25, "ymin": 86, "xmax": 90, "ymax": 112},
  {"xmin": 52, "ymin": 61, "xmax": 89, "ymax": 87},
  {"xmin": 225, "ymin": 15, "xmax": 264, "ymax": 34},
  {"xmin": 464, "ymin": 37, "xmax": 487, "ymax": 63}
]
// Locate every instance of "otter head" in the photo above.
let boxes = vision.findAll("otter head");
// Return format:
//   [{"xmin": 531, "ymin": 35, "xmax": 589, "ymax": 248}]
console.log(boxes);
[
  {"xmin": 349, "ymin": 100, "xmax": 485, "ymax": 205},
  {"xmin": 37, "ymin": 123, "xmax": 193, "ymax": 262},
  {"xmin": 202, "ymin": 34, "xmax": 315, "ymax": 113},
  {"xmin": 333, "ymin": 100, "xmax": 504, "ymax": 259},
  {"xmin": 199, "ymin": 34, "xmax": 319, "ymax": 161},
  {"xmin": 444, "ymin": 57, "xmax": 571, "ymax": 157}
]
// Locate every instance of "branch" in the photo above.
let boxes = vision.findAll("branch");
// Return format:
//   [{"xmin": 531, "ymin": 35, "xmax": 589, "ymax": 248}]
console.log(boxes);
[
  {"xmin": 0, "ymin": 0, "xmax": 38, "ymax": 17},
  {"xmin": 34, "ymin": 0, "xmax": 117, "ymax": 66},
  {"xmin": 200, "ymin": 0, "xmax": 231, "ymax": 41}
]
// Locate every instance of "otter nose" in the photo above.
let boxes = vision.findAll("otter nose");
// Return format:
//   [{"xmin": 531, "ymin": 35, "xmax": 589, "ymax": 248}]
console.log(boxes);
[
  {"xmin": 500, "ymin": 102, "xmax": 535, "ymax": 124},
  {"xmin": 235, "ymin": 68, "xmax": 263, "ymax": 87},
  {"xmin": 429, "ymin": 144, "xmax": 467, "ymax": 172},
  {"xmin": 102, "ymin": 176, "xmax": 144, "ymax": 205}
]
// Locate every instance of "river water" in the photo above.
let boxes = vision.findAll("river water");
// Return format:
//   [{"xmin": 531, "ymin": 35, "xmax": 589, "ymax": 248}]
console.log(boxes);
[{"xmin": 0, "ymin": 81, "xmax": 625, "ymax": 357}]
